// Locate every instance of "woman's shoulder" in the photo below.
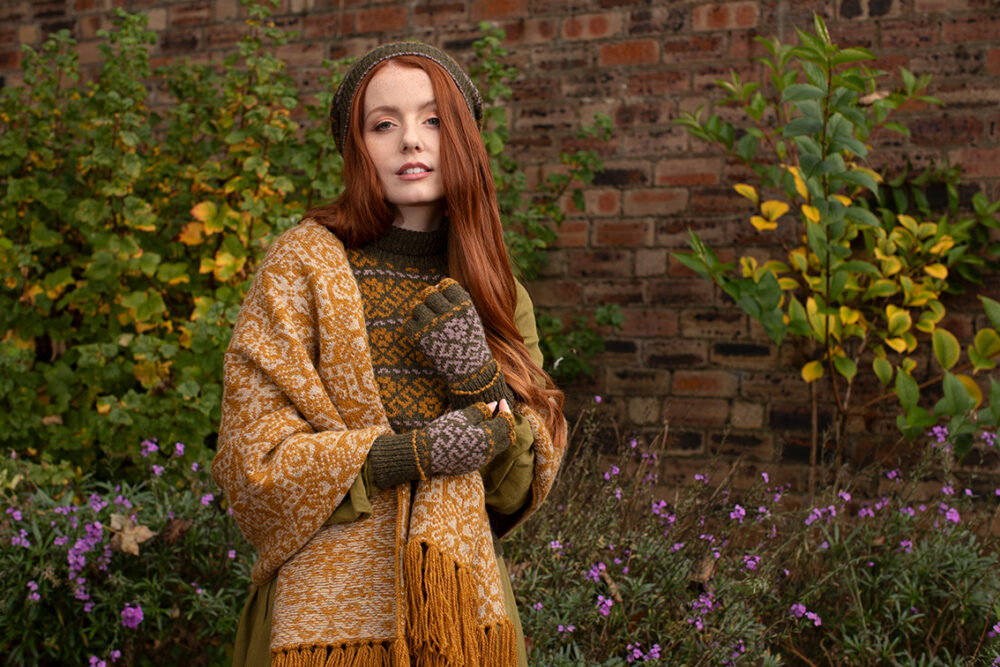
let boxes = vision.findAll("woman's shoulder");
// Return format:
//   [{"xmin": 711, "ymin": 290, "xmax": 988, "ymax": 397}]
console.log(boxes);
[{"xmin": 259, "ymin": 218, "xmax": 349, "ymax": 274}]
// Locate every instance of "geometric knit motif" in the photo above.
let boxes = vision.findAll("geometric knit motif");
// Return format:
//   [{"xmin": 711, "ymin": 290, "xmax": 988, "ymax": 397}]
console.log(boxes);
[{"xmin": 346, "ymin": 226, "xmax": 449, "ymax": 434}]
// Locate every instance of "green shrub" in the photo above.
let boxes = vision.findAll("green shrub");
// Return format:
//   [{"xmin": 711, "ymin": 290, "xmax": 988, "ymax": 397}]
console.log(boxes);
[
  {"xmin": 0, "ymin": 444, "xmax": 252, "ymax": 665},
  {"xmin": 506, "ymin": 408, "xmax": 1000, "ymax": 665}
]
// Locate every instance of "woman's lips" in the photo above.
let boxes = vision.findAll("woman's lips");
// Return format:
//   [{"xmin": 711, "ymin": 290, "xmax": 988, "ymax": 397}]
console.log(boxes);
[{"xmin": 397, "ymin": 162, "xmax": 432, "ymax": 180}]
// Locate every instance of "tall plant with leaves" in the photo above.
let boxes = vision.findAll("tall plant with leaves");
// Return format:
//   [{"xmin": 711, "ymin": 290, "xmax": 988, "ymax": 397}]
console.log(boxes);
[{"xmin": 673, "ymin": 15, "xmax": 1000, "ymax": 472}]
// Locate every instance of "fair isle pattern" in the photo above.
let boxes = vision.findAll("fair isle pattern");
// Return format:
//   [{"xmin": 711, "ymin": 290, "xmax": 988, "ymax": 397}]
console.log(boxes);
[
  {"xmin": 421, "ymin": 405, "xmax": 515, "ymax": 477},
  {"xmin": 346, "ymin": 241, "xmax": 449, "ymax": 432},
  {"xmin": 212, "ymin": 219, "xmax": 564, "ymax": 664},
  {"xmin": 406, "ymin": 284, "xmax": 494, "ymax": 386}
]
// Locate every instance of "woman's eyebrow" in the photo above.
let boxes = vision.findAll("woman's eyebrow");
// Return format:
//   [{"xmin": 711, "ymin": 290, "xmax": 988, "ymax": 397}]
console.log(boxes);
[{"xmin": 365, "ymin": 99, "xmax": 437, "ymax": 119}]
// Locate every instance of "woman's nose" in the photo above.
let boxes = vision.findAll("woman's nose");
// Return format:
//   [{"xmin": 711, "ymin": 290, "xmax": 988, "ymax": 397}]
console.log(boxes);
[{"xmin": 400, "ymin": 122, "xmax": 421, "ymax": 151}]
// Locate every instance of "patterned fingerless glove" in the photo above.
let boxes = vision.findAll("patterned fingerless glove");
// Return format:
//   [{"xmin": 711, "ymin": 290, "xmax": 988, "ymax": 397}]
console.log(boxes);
[
  {"xmin": 368, "ymin": 403, "xmax": 515, "ymax": 489},
  {"xmin": 404, "ymin": 278, "xmax": 516, "ymax": 409}
]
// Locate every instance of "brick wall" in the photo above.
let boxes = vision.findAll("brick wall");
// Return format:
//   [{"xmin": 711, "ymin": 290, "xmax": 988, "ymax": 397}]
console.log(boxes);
[{"xmin": 2, "ymin": 0, "xmax": 999, "ymax": 487}]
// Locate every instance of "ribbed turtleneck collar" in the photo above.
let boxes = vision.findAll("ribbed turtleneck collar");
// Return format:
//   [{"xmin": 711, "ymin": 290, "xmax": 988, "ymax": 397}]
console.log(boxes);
[{"xmin": 371, "ymin": 224, "xmax": 448, "ymax": 257}]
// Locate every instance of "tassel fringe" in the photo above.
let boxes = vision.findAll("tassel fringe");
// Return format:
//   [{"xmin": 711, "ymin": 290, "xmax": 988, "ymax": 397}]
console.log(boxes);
[
  {"xmin": 270, "ymin": 639, "xmax": 409, "ymax": 667},
  {"xmin": 404, "ymin": 540, "xmax": 518, "ymax": 666}
]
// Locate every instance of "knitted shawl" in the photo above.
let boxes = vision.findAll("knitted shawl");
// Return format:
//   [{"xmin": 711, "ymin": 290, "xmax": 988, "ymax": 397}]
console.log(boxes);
[{"xmin": 212, "ymin": 220, "xmax": 564, "ymax": 666}]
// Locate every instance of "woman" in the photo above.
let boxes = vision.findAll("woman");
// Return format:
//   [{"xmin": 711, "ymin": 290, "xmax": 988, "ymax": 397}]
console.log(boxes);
[{"xmin": 212, "ymin": 42, "xmax": 566, "ymax": 667}]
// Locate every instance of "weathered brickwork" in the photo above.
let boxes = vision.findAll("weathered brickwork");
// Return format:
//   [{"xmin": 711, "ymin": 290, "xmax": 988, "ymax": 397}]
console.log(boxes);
[{"xmin": 2, "ymin": 0, "xmax": 998, "ymax": 480}]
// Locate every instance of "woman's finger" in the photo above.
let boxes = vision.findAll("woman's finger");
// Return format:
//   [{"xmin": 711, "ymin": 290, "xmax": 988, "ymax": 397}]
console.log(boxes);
[{"xmin": 498, "ymin": 398, "xmax": 511, "ymax": 413}]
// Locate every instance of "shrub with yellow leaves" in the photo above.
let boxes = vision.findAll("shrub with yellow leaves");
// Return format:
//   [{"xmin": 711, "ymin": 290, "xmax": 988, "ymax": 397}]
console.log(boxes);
[{"xmin": 674, "ymin": 15, "xmax": 1000, "ymax": 463}]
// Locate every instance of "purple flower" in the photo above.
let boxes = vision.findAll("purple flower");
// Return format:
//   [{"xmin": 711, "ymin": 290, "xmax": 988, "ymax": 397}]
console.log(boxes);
[
  {"xmin": 11, "ymin": 529, "xmax": 31, "ymax": 548},
  {"xmin": 83, "ymin": 601, "xmax": 94, "ymax": 613},
  {"xmin": 121, "ymin": 603, "xmax": 144, "ymax": 628},
  {"xmin": 110, "ymin": 650, "xmax": 121, "ymax": 662},
  {"xmin": 549, "ymin": 539, "xmax": 562, "ymax": 550},
  {"xmin": 594, "ymin": 395, "xmax": 602, "ymax": 403},
  {"xmin": 113, "ymin": 495, "xmax": 132, "ymax": 510},
  {"xmin": 140, "ymin": 438, "xmax": 158, "ymax": 457},
  {"xmin": 899, "ymin": 506, "xmax": 915, "ymax": 517},
  {"xmin": 26, "ymin": 580, "xmax": 40, "ymax": 602},
  {"xmin": 694, "ymin": 473, "xmax": 708, "ymax": 484},
  {"xmin": 837, "ymin": 490, "xmax": 851, "ymax": 502},
  {"xmin": 805, "ymin": 611, "xmax": 822, "ymax": 626},
  {"xmin": 729, "ymin": 504, "xmax": 746, "ymax": 524},
  {"xmin": 743, "ymin": 554, "xmax": 760, "ymax": 571},
  {"xmin": 670, "ymin": 542, "xmax": 685, "ymax": 552},
  {"xmin": 557, "ymin": 624, "xmax": 575, "ymax": 633},
  {"xmin": 982, "ymin": 430, "xmax": 997, "ymax": 448},
  {"xmin": 200, "ymin": 494, "xmax": 214, "ymax": 506},
  {"xmin": 874, "ymin": 496, "xmax": 890, "ymax": 511},
  {"xmin": 603, "ymin": 465, "xmax": 620, "ymax": 481},
  {"xmin": 532, "ymin": 601, "xmax": 542, "ymax": 610},
  {"xmin": 818, "ymin": 541, "xmax": 829, "ymax": 551},
  {"xmin": 945, "ymin": 507, "xmax": 961, "ymax": 524},
  {"xmin": 929, "ymin": 424, "xmax": 949, "ymax": 444},
  {"xmin": 88, "ymin": 494, "xmax": 108, "ymax": 513},
  {"xmin": 790, "ymin": 603, "xmax": 807, "ymax": 618},
  {"xmin": 761, "ymin": 472, "xmax": 769, "ymax": 483},
  {"xmin": 174, "ymin": 442, "xmax": 185, "ymax": 457},
  {"xmin": 900, "ymin": 539, "xmax": 913, "ymax": 553},
  {"xmin": 191, "ymin": 462, "xmax": 200, "ymax": 472},
  {"xmin": 587, "ymin": 561, "xmax": 607, "ymax": 583},
  {"xmin": 228, "ymin": 549, "xmax": 237, "ymax": 559},
  {"xmin": 151, "ymin": 464, "xmax": 164, "ymax": 477},
  {"xmin": 597, "ymin": 594, "xmax": 613, "ymax": 616},
  {"xmin": 941, "ymin": 484, "xmax": 954, "ymax": 496},
  {"xmin": 886, "ymin": 469, "xmax": 900, "ymax": 480},
  {"xmin": 89, "ymin": 657, "xmax": 107, "ymax": 667},
  {"xmin": 614, "ymin": 488, "xmax": 622, "ymax": 500},
  {"xmin": 5, "ymin": 507, "xmax": 22, "ymax": 521}
]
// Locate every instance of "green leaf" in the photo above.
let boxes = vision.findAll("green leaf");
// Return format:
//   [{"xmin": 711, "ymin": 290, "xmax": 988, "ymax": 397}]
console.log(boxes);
[
  {"xmin": 974, "ymin": 328, "xmax": 1000, "ymax": 359},
  {"xmin": 940, "ymin": 371, "xmax": 975, "ymax": 415},
  {"xmin": 783, "ymin": 116, "xmax": 824, "ymax": 138},
  {"xmin": 843, "ymin": 206, "xmax": 881, "ymax": 228},
  {"xmin": 831, "ymin": 47, "xmax": 873, "ymax": 66},
  {"xmin": 873, "ymin": 357, "xmax": 893, "ymax": 385},
  {"xmin": 782, "ymin": 84, "xmax": 825, "ymax": 103},
  {"xmin": 980, "ymin": 296, "xmax": 1000, "ymax": 329},
  {"xmin": 895, "ymin": 371, "xmax": 918, "ymax": 411},
  {"xmin": 833, "ymin": 355, "xmax": 857, "ymax": 381},
  {"xmin": 932, "ymin": 328, "xmax": 960, "ymax": 370}
]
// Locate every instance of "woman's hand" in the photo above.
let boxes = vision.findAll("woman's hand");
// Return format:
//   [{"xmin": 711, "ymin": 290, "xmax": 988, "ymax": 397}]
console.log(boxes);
[{"xmin": 405, "ymin": 279, "xmax": 515, "ymax": 408}]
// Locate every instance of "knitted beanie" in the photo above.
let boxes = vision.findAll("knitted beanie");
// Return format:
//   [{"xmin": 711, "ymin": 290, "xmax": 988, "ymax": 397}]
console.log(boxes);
[{"xmin": 330, "ymin": 41, "xmax": 484, "ymax": 155}]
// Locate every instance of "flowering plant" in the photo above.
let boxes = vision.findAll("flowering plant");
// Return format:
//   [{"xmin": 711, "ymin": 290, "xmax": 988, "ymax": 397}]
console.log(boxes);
[{"xmin": 0, "ymin": 444, "xmax": 251, "ymax": 664}]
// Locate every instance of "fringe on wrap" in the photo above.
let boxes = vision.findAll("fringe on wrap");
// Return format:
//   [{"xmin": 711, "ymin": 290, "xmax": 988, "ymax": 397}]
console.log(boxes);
[
  {"xmin": 270, "ymin": 638, "xmax": 409, "ymax": 667},
  {"xmin": 405, "ymin": 540, "xmax": 517, "ymax": 667}
]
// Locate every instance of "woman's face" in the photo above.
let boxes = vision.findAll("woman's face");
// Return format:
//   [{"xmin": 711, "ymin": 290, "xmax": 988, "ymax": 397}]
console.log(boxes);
[{"xmin": 362, "ymin": 62, "xmax": 445, "ymax": 225}]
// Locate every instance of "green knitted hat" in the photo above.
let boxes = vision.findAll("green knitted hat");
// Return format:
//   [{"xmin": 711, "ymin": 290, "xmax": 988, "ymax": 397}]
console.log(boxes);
[{"xmin": 330, "ymin": 41, "xmax": 484, "ymax": 155}]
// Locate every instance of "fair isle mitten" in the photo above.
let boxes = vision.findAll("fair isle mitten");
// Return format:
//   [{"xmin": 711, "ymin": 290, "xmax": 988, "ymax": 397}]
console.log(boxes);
[
  {"xmin": 368, "ymin": 403, "xmax": 516, "ymax": 489},
  {"xmin": 404, "ymin": 279, "xmax": 516, "ymax": 409}
]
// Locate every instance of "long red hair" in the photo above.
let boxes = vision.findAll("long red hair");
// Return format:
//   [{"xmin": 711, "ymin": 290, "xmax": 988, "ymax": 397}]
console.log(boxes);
[{"xmin": 304, "ymin": 55, "xmax": 566, "ymax": 449}]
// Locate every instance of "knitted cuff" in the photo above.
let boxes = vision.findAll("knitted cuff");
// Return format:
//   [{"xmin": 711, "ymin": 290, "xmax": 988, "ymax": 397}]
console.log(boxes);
[
  {"xmin": 447, "ymin": 360, "xmax": 516, "ymax": 409},
  {"xmin": 368, "ymin": 432, "xmax": 430, "ymax": 490}
]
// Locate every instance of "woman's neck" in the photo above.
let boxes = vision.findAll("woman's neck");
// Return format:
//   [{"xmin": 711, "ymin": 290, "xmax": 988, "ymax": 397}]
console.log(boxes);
[{"xmin": 393, "ymin": 201, "xmax": 444, "ymax": 232}]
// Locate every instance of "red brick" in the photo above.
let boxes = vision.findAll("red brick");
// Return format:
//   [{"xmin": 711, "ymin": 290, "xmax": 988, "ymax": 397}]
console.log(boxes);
[
  {"xmin": 689, "ymin": 187, "xmax": 751, "ymax": 215},
  {"xmin": 205, "ymin": 22, "xmax": 247, "ymax": 48},
  {"xmin": 655, "ymin": 157, "xmax": 723, "ymax": 186},
  {"xmin": 593, "ymin": 160, "xmax": 650, "ymax": 187},
  {"xmin": 948, "ymin": 147, "xmax": 1000, "ymax": 178},
  {"xmin": 613, "ymin": 101, "xmax": 675, "ymax": 127},
  {"xmin": 710, "ymin": 341, "xmax": 776, "ymax": 369},
  {"xmin": 471, "ymin": 0, "xmax": 528, "ymax": 19},
  {"xmin": 582, "ymin": 279, "xmax": 645, "ymax": 305},
  {"xmin": 514, "ymin": 104, "xmax": 576, "ymax": 132},
  {"xmin": 730, "ymin": 31, "xmax": 769, "ymax": 59},
  {"xmin": 276, "ymin": 42, "xmax": 324, "ymax": 67},
  {"xmin": 635, "ymin": 248, "xmax": 668, "ymax": 277},
  {"xmin": 562, "ymin": 12, "xmax": 623, "ymax": 40},
  {"xmin": 709, "ymin": 431, "xmax": 774, "ymax": 461},
  {"xmin": 942, "ymin": 14, "xmax": 1000, "ymax": 43},
  {"xmin": 672, "ymin": 370, "xmax": 738, "ymax": 397},
  {"xmin": 75, "ymin": 0, "xmax": 97, "ymax": 9},
  {"xmin": 989, "ymin": 47, "xmax": 1000, "ymax": 76},
  {"xmin": 526, "ymin": 280, "xmax": 583, "ymax": 308},
  {"xmin": 567, "ymin": 248, "xmax": 633, "ymax": 278},
  {"xmin": 622, "ymin": 127, "xmax": 688, "ymax": 156},
  {"xmin": 623, "ymin": 188, "xmax": 688, "ymax": 216},
  {"xmin": 502, "ymin": 17, "xmax": 557, "ymax": 44},
  {"xmin": 664, "ymin": 397, "xmax": 730, "ymax": 427},
  {"xmin": 680, "ymin": 309, "xmax": 748, "ymax": 339},
  {"xmin": 413, "ymin": 3, "xmax": 467, "ymax": 28},
  {"xmin": 662, "ymin": 34, "xmax": 726, "ymax": 64},
  {"xmin": 563, "ymin": 189, "xmax": 622, "ymax": 217},
  {"xmin": 562, "ymin": 71, "xmax": 623, "ymax": 98},
  {"xmin": 594, "ymin": 220, "xmax": 651, "ymax": 246},
  {"xmin": 303, "ymin": 13, "xmax": 354, "ymax": 38},
  {"xmin": 740, "ymin": 371, "xmax": 814, "ymax": 401},
  {"xmin": 879, "ymin": 19, "xmax": 938, "ymax": 50},
  {"xmin": 551, "ymin": 220, "xmax": 589, "ymax": 247},
  {"xmin": 626, "ymin": 7, "xmax": 687, "ymax": 35},
  {"xmin": 0, "ymin": 49, "xmax": 22, "ymax": 69},
  {"xmin": 915, "ymin": 0, "xmax": 968, "ymax": 9},
  {"xmin": 909, "ymin": 114, "xmax": 984, "ymax": 146},
  {"xmin": 648, "ymin": 278, "xmax": 715, "ymax": 306},
  {"xmin": 170, "ymin": 2, "xmax": 211, "ymax": 26},
  {"xmin": 533, "ymin": 43, "xmax": 590, "ymax": 70},
  {"xmin": 599, "ymin": 39, "xmax": 659, "ymax": 66},
  {"xmin": 626, "ymin": 70, "xmax": 688, "ymax": 96},
  {"xmin": 356, "ymin": 6, "xmax": 407, "ymax": 33},
  {"xmin": 692, "ymin": 2, "xmax": 759, "ymax": 32},
  {"xmin": 643, "ymin": 339, "xmax": 709, "ymax": 368},
  {"xmin": 606, "ymin": 366, "xmax": 671, "ymax": 394},
  {"xmin": 619, "ymin": 307, "xmax": 679, "ymax": 337}
]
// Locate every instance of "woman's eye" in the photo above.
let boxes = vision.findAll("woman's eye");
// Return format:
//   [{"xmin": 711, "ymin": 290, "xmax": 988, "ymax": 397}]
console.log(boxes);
[
  {"xmin": 373, "ymin": 120, "xmax": 393, "ymax": 132},
  {"xmin": 426, "ymin": 116, "xmax": 440, "ymax": 128}
]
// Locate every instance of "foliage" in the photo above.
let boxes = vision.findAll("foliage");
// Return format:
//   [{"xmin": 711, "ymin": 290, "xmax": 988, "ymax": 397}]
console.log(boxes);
[
  {"xmin": 507, "ymin": 407, "xmax": 1000, "ymax": 665},
  {"xmin": 0, "ymin": 444, "xmax": 252, "ymax": 665},
  {"xmin": 0, "ymin": 4, "xmax": 615, "ymax": 478},
  {"xmin": 672, "ymin": 14, "xmax": 1000, "ymax": 458},
  {"xmin": 537, "ymin": 304, "xmax": 626, "ymax": 384}
]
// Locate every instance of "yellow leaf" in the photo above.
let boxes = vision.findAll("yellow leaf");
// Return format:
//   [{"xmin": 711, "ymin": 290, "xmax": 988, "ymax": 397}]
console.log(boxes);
[
  {"xmin": 885, "ymin": 337, "xmax": 908, "ymax": 353},
  {"xmin": 734, "ymin": 183, "xmax": 759, "ymax": 205},
  {"xmin": 924, "ymin": 263, "xmax": 948, "ymax": 280},
  {"xmin": 751, "ymin": 216, "xmax": 777, "ymax": 231},
  {"xmin": 198, "ymin": 256, "xmax": 214, "ymax": 274},
  {"xmin": 897, "ymin": 214, "xmax": 918, "ymax": 234},
  {"xmin": 178, "ymin": 222, "xmax": 204, "ymax": 246},
  {"xmin": 761, "ymin": 200, "xmax": 790, "ymax": 222},
  {"xmin": 778, "ymin": 277, "xmax": 799, "ymax": 290},
  {"xmin": 853, "ymin": 166, "xmax": 884, "ymax": 183},
  {"xmin": 785, "ymin": 165, "xmax": 808, "ymax": 199},
  {"xmin": 96, "ymin": 399, "xmax": 111, "ymax": 416},
  {"xmin": 740, "ymin": 256, "xmax": 758, "ymax": 277},
  {"xmin": 956, "ymin": 374, "xmax": 983, "ymax": 409},
  {"xmin": 191, "ymin": 201, "xmax": 218, "ymax": 224},
  {"xmin": 801, "ymin": 360, "xmax": 823, "ymax": 383},
  {"xmin": 839, "ymin": 306, "xmax": 860, "ymax": 325},
  {"xmin": 790, "ymin": 247, "xmax": 809, "ymax": 273},
  {"xmin": 832, "ymin": 194, "xmax": 851, "ymax": 207},
  {"xmin": 917, "ymin": 222, "xmax": 937, "ymax": 239},
  {"xmin": 929, "ymin": 236, "xmax": 954, "ymax": 254},
  {"xmin": 881, "ymin": 256, "xmax": 902, "ymax": 276},
  {"xmin": 801, "ymin": 205, "xmax": 820, "ymax": 222}
]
